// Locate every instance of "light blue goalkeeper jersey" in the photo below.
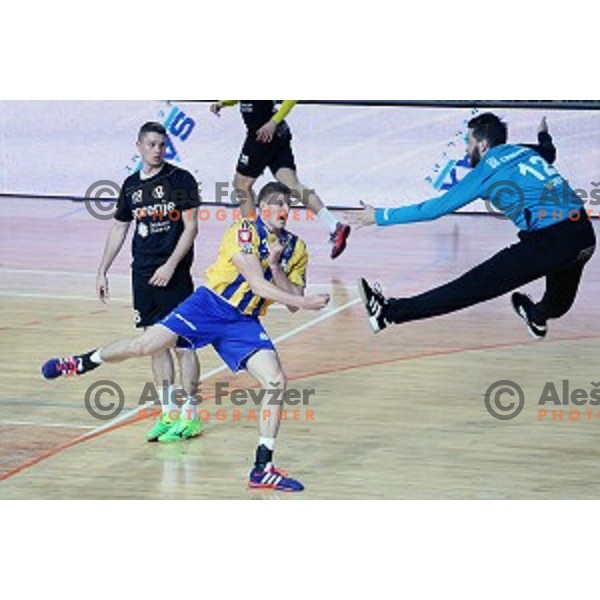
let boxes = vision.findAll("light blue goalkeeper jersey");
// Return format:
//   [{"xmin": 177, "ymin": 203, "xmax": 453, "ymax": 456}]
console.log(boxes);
[{"xmin": 375, "ymin": 144, "xmax": 584, "ymax": 231}]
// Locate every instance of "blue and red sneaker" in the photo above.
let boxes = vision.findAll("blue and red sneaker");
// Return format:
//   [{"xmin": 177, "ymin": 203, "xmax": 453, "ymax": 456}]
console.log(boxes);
[
  {"xmin": 41, "ymin": 352, "xmax": 99, "ymax": 379},
  {"xmin": 330, "ymin": 222, "xmax": 351, "ymax": 259},
  {"xmin": 248, "ymin": 463, "xmax": 304, "ymax": 492}
]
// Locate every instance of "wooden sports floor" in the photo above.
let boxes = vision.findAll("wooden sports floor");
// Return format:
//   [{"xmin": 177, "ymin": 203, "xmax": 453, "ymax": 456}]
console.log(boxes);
[{"xmin": 1, "ymin": 198, "xmax": 599, "ymax": 499}]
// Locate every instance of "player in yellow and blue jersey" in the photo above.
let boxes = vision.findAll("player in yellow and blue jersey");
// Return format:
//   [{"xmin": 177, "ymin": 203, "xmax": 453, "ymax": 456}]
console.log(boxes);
[{"xmin": 41, "ymin": 182, "xmax": 330, "ymax": 492}]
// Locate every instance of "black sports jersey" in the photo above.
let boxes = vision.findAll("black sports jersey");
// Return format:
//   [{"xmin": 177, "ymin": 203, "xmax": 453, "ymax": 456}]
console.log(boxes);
[
  {"xmin": 239, "ymin": 101, "xmax": 280, "ymax": 132},
  {"xmin": 114, "ymin": 163, "xmax": 200, "ymax": 275}
]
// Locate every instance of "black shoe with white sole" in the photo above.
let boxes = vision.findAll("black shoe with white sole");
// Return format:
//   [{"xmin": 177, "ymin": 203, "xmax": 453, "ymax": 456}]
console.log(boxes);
[
  {"xmin": 511, "ymin": 292, "xmax": 547, "ymax": 340},
  {"xmin": 357, "ymin": 278, "xmax": 388, "ymax": 333}
]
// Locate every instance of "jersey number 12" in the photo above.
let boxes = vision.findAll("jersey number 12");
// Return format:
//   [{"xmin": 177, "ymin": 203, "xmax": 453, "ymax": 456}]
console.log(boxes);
[{"xmin": 518, "ymin": 155, "xmax": 558, "ymax": 182}]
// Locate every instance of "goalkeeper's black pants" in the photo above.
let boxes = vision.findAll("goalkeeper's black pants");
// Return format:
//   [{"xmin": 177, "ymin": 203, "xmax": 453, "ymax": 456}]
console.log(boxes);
[{"xmin": 383, "ymin": 211, "xmax": 596, "ymax": 325}]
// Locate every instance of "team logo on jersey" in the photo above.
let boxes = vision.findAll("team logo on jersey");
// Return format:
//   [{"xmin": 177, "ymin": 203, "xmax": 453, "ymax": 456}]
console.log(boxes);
[
  {"xmin": 238, "ymin": 226, "xmax": 254, "ymax": 253},
  {"xmin": 239, "ymin": 154, "xmax": 249, "ymax": 166},
  {"xmin": 137, "ymin": 222, "xmax": 149, "ymax": 238},
  {"xmin": 238, "ymin": 228, "xmax": 253, "ymax": 244},
  {"xmin": 132, "ymin": 190, "xmax": 143, "ymax": 205},
  {"xmin": 152, "ymin": 185, "xmax": 165, "ymax": 200}
]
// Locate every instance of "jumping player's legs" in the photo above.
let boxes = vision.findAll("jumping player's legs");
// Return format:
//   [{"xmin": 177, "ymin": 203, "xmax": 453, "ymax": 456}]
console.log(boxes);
[
  {"xmin": 274, "ymin": 167, "xmax": 326, "ymax": 216},
  {"xmin": 536, "ymin": 252, "xmax": 594, "ymax": 321},
  {"xmin": 233, "ymin": 171, "xmax": 257, "ymax": 218},
  {"xmin": 234, "ymin": 133, "xmax": 266, "ymax": 217},
  {"xmin": 360, "ymin": 213, "xmax": 596, "ymax": 335},
  {"xmin": 510, "ymin": 219, "xmax": 595, "ymax": 339},
  {"xmin": 275, "ymin": 167, "xmax": 350, "ymax": 259},
  {"xmin": 382, "ymin": 240, "xmax": 549, "ymax": 325}
]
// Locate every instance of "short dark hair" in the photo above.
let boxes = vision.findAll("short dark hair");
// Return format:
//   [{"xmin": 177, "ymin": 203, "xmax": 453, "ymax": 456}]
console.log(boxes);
[
  {"xmin": 257, "ymin": 181, "xmax": 292, "ymax": 205},
  {"xmin": 467, "ymin": 112, "xmax": 508, "ymax": 147},
  {"xmin": 138, "ymin": 121, "xmax": 167, "ymax": 141}
]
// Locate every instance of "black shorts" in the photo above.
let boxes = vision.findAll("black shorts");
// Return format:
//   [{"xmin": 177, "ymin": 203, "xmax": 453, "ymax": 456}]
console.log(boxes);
[
  {"xmin": 132, "ymin": 268, "xmax": 194, "ymax": 329},
  {"xmin": 236, "ymin": 125, "xmax": 296, "ymax": 179}
]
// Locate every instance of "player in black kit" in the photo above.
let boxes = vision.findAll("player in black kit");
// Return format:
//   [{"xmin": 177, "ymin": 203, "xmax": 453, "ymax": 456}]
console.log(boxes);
[
  {"xmin": 96, "ymin": 122, "xmax": 203, "ymax": 442},
  {"xmin": 210, "ymin": 100, "xmax": 351, "ymax": 259}
]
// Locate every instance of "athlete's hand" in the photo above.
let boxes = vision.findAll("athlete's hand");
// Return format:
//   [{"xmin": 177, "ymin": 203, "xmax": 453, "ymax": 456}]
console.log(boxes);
[
  {"xmin": 344, "ymin": 200, "xmax": 376, "ymax": 229},
  {"xmin": 267, "ymin": 236, "xmax": 289, "ymax": 266},
  {"xmin": 538, "ymin": 116, "xmax": 549, "ymax": 134},
  {"xmin": 301, "ymin": 294, "xmax": 330, "ymax": 311},
  {"xmin": 149, "ymin": 263, "xmax": 175, "ymax": 287},
  {"xmin": 96, "ymin": 273, "xmax": 109, "ymax": 303},
  {"xmin": 210, "ymin": 102, "xmax": 224, "ymax": 117},
  {"xmin": 256, "ymin": 120, "xmax": 277, "ymax": 143}
]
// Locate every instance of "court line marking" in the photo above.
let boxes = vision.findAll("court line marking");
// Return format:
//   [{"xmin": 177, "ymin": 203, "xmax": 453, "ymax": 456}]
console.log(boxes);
[
  {"xmin": 70, "ymin": 297, "xmax": 361, "ymax": 438},
  {"xmin": 0, "ymin": 268, "xmax": 357, "ymax": 292},
  {"xmin": 3, "ymin": 328, "xmax": 600, "ymax": 485},
  {"xmin": 1, "ymin": 267, "xmax": 352, "ymax": 284},
  {"xmin": 83, "ymin": 330, "xmax": 600, "ymax": 440},
  {"xmin": 0, "ymin": 420, "xmax": 94, "ymax": 430},
  {"xmin": 0, "ymin": 291, "xmax": 297, "ymax": 308},
  {"xmin": 0, "ymin": 291, "xmax": 131, "ymax": 303},
  {"xmin": 1, "ymin": 268, "xmax": 122, "ymax": 277},
  {"xmin": 0, "ymin": 253, "xmax": 455, "ymax": 483},
  {"xmin": 284, "ymin": 331, "xmax": 600, "ymax": 384},
  {"xmin": 0, "ymin": 297, "xmax": 360, "ymax": 482},
  {"xmin": 0, "ymin": 399, "xmax": 87, "ymax": 408}
]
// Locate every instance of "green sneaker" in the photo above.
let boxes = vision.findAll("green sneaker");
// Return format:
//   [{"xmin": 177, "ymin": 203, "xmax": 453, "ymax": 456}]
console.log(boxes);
[
  {"xmin": 158, "ymin": 419, "xmax": 204, "ymax": 443},
  {"xmin": 146, "ymin": 415, "xmax": 174, "ymax": 442}
]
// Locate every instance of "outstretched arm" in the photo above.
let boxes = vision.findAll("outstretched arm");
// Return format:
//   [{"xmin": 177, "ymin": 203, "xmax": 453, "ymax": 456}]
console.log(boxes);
[{"xmin": 347, "ymin": 163, "xmax": 491, "ymax": 228}]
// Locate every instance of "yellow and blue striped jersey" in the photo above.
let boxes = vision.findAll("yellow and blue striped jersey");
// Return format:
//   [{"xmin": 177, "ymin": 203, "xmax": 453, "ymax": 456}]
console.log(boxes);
[{"xmin": 205, "ymin": 218, "xmax": 308, "ymax": 317}]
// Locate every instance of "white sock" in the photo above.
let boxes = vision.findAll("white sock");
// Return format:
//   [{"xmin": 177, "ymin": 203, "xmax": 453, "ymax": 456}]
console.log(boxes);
[
  {"xmin": 159, "ymin": 384, "xmax": 179, "ymax": 418},
  {"xmin": 181, "ymin": 396, "xmax": 198, "ymax": 420},
  {"xmin": 90, "ymin": 350, "xmax": 103, "ymax": 364},
  {"xmin": 259, "ymin": 437, "xmax": 276, "ymax": 451},
  {"xmin": 318, "ymin": 206, "xmax": 338, "ymax": 233}
]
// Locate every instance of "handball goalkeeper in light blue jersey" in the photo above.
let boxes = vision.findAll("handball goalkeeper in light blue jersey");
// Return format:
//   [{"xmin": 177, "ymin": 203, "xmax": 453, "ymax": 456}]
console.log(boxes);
[{"xmin": 352, "ymin": 113, "xmax": 596, "ymax": 339}]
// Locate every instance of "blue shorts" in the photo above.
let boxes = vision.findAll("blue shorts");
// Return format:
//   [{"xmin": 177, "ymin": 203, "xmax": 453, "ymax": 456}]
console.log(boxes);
[{"xmin": 160, "ymin": 286, "xmax": 276, "ymax": 372}]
